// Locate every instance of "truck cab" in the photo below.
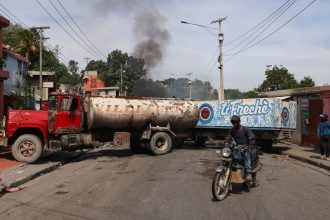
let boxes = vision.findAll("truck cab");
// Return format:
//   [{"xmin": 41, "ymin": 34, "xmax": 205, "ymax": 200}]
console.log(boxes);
[{"xmin": 48, "ymin": 93, "xmax": 83, "ymax": 135}]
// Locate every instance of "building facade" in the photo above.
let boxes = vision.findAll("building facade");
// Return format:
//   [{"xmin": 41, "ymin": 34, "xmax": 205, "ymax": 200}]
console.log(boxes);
[
  {"xmin": 262, "ymin": 86, "xmax": 330, "ymax": 146},
  {"xmin": 3, "ymin": 45, "xmax": 29, "ymax": 95}
]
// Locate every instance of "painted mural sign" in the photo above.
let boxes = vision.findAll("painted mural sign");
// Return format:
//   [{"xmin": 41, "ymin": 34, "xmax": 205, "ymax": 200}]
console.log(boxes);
[{"xmin": 197, "ymin": 98, "xmax": 297, "ymax": 129}]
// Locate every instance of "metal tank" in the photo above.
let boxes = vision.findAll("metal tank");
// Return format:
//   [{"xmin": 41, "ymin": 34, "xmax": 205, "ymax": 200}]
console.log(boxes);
[{"xmin": 85, "ymin": 96, "xmax": 199, "ymax": 131}]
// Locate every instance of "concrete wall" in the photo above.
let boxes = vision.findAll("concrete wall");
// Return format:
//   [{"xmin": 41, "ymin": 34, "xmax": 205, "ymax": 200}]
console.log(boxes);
[
  {"xmin": 290, "ymin": 96, "xmax": 302, "ymax": 145},
  {"xmin": 323, "ymin": 93, "xmax": 330, "ymax": 114}
]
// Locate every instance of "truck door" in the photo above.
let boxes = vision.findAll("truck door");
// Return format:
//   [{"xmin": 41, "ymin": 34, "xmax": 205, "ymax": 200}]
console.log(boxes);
[{"xmin": 53, "ymin": 96, "xmax": 82, "ymax": 134}]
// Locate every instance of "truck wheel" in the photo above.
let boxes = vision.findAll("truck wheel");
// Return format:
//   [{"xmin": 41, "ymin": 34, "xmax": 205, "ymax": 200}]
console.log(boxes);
[
  {"xmin": 12, "ymin": 134, "xmax": 43, "ymax": 163},
  {"xmin": 149, "ymin": 132, "xmax": 172, "ymax": 155}
]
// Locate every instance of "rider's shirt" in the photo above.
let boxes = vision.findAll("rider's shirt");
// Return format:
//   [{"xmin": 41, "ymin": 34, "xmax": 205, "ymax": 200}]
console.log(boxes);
[{"xmin": 228, "ymin": 126, "xmax": 255, "ymax": 145}]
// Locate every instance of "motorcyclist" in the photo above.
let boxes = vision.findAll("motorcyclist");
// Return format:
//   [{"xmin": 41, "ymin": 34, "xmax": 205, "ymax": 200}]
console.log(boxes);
[{"xmin": 226, "ymin": 115, "xmax": 256, "ymax": 181}]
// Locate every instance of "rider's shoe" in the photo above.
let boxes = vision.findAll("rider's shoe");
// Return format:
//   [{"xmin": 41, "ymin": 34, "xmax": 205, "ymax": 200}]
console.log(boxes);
[{"xmin": 246, "ymin": 173, "xmax": 253, "ymax": 181}]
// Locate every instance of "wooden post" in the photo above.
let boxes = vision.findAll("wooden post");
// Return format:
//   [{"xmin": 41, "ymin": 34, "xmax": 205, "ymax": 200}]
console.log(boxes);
[{"xmin": 0, "ymin": 16, "xmax": 10, "ymax": 118}]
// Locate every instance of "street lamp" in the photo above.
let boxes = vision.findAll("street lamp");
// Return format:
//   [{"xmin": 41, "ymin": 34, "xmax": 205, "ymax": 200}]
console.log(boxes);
[{"xmin": 181, "ymin": 18, "xmax": 227, "ymax": 100}]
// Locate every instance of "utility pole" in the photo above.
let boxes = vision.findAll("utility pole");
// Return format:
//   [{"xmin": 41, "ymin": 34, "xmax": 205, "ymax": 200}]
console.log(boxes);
[
  {"xmin": 120, "ymin": 64, "xmax": 123, "ymax": 95},
  {"xmin": 31, "ymin": 26, "xmax": 49, "ymax": 109},
  {"xmin": 186, "ymin": 72, "xmax": 192, "ymax": 99},
  {"xmin": 210, "ymin": 17, "xmax": 227, "ymax": 100},
  {"xmin": 181, "ymin": 18, "xmax": 227, "ymax": 100},
  {"xmin": 84, "ymin": 57, "xmax": 90, "ymax": 67}
]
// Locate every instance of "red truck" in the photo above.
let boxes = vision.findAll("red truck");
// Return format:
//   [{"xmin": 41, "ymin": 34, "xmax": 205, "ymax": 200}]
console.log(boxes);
[{"xmin": 0, "ymin": 92, "xmax": 199, "ymax": 163}]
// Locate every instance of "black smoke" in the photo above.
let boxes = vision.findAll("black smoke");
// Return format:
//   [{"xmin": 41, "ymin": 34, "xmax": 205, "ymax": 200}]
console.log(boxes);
[{"xmin": 93, "ymin": 0, "xmax": 170, "ymax": 71}]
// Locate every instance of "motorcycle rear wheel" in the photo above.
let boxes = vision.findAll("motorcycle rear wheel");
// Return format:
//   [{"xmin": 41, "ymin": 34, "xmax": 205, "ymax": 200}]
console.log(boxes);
[{"xmin": 212, "ymin": 171, "xmax": 230, "ymax": 201}]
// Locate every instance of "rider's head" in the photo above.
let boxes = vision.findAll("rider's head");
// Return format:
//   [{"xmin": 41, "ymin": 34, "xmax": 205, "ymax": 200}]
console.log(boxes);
[{"xmin": 230, "ymin": 115, "xmax": 241, "ymax": 129}]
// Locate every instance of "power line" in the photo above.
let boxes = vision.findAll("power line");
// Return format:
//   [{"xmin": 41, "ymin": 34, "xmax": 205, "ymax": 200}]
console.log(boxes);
[
  {"xmin": 0, "ymin": 3, "xmax": 28, "ymax": 28},
  {"xmin": 48, "ymin": 0, "xmax": 104, "ymax": 59},
  {"xmin": 225, "ymin": 0, "xmax": 292, "ymax": 46},
  {"xmin": 35, "ymin": 0, "xmax": 101, "ymax": 60},
  {"xmin": 0, "ymin": 2, "xmax": 71, "ymax": 64},
  {"xmin": 203, "ymin": 48, "xmax": 219, "ymax": 82},
  {"xmin": 55, "ymin": 0, "xmax": 106, "ymax": 58},
  {"xmin": 225, "ymin": 0, "xmax": 317, "ymax": 63},
  {"xmin": 225, "ymin": 0, "xmax": 297, "ymax": 55}
]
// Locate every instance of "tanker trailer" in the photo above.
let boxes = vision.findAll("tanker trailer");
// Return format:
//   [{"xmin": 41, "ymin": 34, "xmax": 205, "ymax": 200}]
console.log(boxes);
[
  {"xmin": 83, "ymin": 96, "xmax": 199, "ymax": 154},
  {"xmin": 44, "ymin": 93, "xmax": 199, "ymax": 156}
]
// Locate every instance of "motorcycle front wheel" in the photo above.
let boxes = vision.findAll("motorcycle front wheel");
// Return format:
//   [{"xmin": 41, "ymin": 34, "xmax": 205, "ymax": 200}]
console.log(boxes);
[{"xmin": 212, "ymin": 171, "xmax": 230, "ymax": 201}]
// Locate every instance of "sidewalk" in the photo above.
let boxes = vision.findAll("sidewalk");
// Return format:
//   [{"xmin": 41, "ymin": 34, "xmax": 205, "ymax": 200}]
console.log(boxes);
[
  {"xmin": 0, "ymin": 147, "xmax": 22, "ymax": 171},
  {"xmin": 0, "ymin": 150, "xmax": 86, "ymax": 194},
  {"xmin": 272, "ymin": 142, "xmax": 330, "ymax": 171}
]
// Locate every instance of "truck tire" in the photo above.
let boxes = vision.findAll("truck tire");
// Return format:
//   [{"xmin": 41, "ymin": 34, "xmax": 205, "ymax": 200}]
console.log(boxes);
[
  {"xmin": 12, "ymin": 134, "xmax": 43, "ymax": 163},
  {"xmin": 149, "ymin": 132, "xmax": 172, "ymax": 155}
]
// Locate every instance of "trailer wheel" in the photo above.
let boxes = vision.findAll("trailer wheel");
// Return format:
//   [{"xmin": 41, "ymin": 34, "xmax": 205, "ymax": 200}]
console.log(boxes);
[
  {"xmin": 12, "ymin": 134, "xmax": 43, "ymax": 163},
  {"xmin": 149, "ymin": 132, "xmax": 172, "ymax": 155}
]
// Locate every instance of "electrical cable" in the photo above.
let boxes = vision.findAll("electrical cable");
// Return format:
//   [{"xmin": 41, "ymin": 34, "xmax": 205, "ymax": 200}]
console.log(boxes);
[
  {"xmin": 35, "ymin": 0, "xmax": 101, "ymax": 59},
  {"xmin": 225, "ymin": 0, "xmax": 317, "ymax": 63},
  {"xmin": 48, "ymin": 0, "xmax": 104, "ymax": 59},
  {"xmin": 225, "ymin": 0, "xmax": 292, "ymax": 46},
  {"xmin": 225, "ymin": 0, "xmax": 297, "ymax": 55},
  {"xmin": 55, "ymin": 0, "xmax": 106, "ymax": 58}
]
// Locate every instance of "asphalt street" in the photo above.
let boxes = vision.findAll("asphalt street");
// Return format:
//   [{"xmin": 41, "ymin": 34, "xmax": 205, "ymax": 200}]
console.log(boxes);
[{"xmin": 0, "ymin": 143, "xmax": 329, "ymax": 220}]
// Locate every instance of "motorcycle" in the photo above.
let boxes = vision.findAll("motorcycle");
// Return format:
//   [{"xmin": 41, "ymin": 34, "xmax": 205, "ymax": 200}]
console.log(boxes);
[{"xmin": 212, "ymin": 140, "xmax": 262, "ymax": 201}]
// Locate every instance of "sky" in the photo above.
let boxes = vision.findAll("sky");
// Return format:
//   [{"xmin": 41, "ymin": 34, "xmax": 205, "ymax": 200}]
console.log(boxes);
[{"xmin": 1, "ymin": 0, "xmax": 329, "ymax": 91}]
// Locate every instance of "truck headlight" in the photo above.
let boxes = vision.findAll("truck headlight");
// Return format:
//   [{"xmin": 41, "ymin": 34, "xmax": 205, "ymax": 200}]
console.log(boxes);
[{"xmin": 222, "ymin": 147, "xmax": 231, "ymax": 157}]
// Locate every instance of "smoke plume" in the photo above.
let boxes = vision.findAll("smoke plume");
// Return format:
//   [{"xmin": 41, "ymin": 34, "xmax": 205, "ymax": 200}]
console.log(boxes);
[
  {"xmin": 94, "ymin": 0, "xmax": 171, "ymax": 71},
  {"xmin": 132, "ymin": 8, "xmax": 170, "ymax": 70}
]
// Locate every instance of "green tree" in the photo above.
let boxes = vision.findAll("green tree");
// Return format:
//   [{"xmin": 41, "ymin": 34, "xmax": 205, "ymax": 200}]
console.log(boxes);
[
  {"xmin": 256, "ymin": 66, "xmax": 298, "ymax": 92},
  {"xmin": 3, "ymin": 24, "xmax": 71, "ymax": 88},
  {"xmin": 88, "ymin": 50, "xmax": 147, "ymax": 94},
  {"xmin": 224, "ymin": 89, "xmax": 243, "ymax": 99},
  {"xmin": 3, "ymin": 24, "xmax": 38, "ymax": 61},
  {"xmin": 242, "ymin": 90, "xmax": 258, "ymax": 99},
  {"xmin": 85, "ymin": 60, "xmax": 108, "ymax": 75},
  {"xmin": 298, "ymin": 76, "xmax": 315, "ymax": 88}
]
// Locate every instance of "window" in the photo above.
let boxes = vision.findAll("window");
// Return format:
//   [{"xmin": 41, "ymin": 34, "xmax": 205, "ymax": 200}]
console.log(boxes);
[
  {"xmin": 70, "ymin": 98, "xmax": 78, "ymax": 112},
  {"xmin": 48, "ymin": 96, "xmax": 58, "ymax": 110},
  {"xmin": 61, "ymin": 97, "xmax": 79, "ymax": 112}
]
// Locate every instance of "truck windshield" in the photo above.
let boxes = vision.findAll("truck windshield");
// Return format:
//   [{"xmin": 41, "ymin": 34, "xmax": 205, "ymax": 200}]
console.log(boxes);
[{"xmin": 48, "ymin": 96, "xmax": 58, "ymax": 110}]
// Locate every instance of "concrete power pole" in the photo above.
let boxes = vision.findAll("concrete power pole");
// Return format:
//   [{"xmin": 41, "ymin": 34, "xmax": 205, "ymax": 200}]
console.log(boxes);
[
  {"xmin": 84, "ymin": 57, "xmax": 90, "ymax": 67},
  {"xmin": 32, "ymin": 26, "xmax": 49, "ymax": 109},
  {"xmin": 186, "ymin": 72, "xmax": 192, "ymax": 99},
  {"xmin": 211, "ymin": 17, "xmax": 227, "ymax": 100}
]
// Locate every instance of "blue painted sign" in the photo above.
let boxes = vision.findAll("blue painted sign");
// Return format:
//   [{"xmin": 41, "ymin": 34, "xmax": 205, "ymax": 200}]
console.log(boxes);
[{"xmin": 197, "ymin": 98, "xmax": 297, "ymax": 129}]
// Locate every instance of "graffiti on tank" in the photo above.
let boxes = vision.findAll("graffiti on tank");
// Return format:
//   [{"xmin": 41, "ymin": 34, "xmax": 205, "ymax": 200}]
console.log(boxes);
[
  {"xmin": 197, "ymin": 98, "xmax": 297, "ymax": 129},
  {"xmin": 217, "ymin": 99, "xmax": 271, "ymax": 117}
]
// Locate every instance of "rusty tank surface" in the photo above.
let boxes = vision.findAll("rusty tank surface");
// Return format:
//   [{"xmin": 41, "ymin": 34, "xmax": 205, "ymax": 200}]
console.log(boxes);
[{"xmin": 85, "ymin": 96, "xmax": 199, "ymax": 131}]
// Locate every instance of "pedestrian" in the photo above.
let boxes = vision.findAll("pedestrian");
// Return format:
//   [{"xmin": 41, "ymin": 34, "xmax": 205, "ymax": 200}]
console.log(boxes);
[{"xmin": 317, "ymin": 113, "xmax": 330, "ymax": 160}]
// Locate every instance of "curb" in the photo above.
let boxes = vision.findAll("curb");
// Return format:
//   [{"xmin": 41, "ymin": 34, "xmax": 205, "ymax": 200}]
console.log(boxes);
[
  {"xmin": 282, "ymin": 152, "xmax": 330, "ymax": 171},
  {"xmin": 0, "ymin": 151, "xmax": 87, "ymax": 194},
  {"xmin": 271, "ymin": 148, "xmax": 330, "ymax": 171}
]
